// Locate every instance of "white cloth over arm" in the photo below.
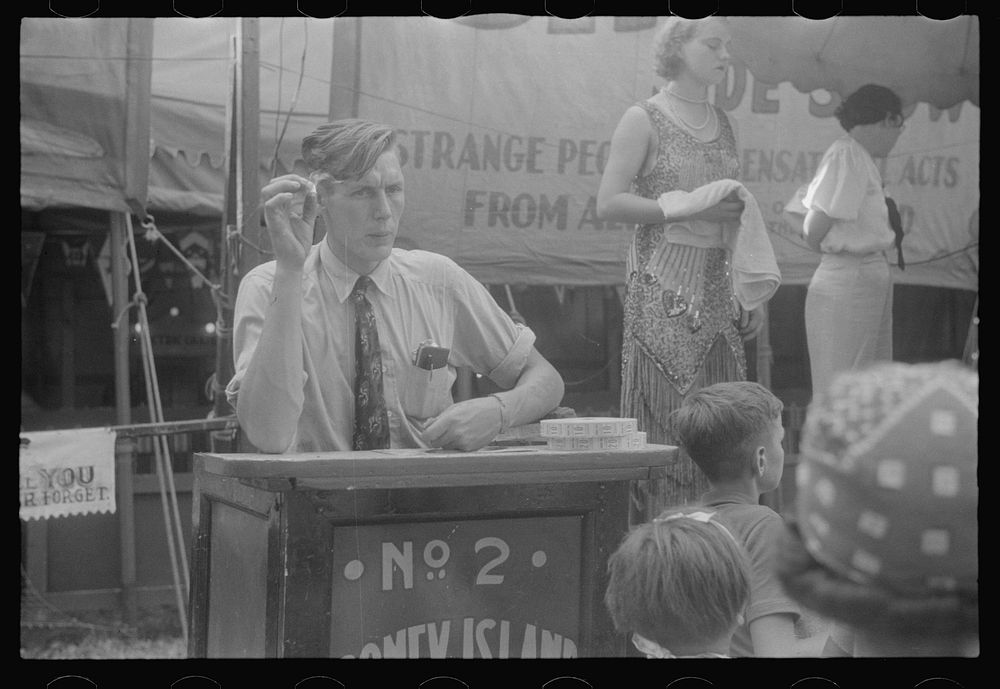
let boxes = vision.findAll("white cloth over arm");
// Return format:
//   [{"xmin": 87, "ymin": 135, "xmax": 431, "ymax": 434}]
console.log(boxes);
[{"xmin": 656, "ymin": 179, "xmax": 781, "ymax": 311}]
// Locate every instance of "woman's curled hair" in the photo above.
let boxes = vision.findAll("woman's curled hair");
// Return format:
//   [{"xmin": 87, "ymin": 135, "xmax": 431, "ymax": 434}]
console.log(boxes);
[
  {"xmin": 834, "ymin": 84, "xmax": 903, "ymax": 131},
  {"xmin": 652, "ymin": 17, "xmax": 702, "ymax": 81}
]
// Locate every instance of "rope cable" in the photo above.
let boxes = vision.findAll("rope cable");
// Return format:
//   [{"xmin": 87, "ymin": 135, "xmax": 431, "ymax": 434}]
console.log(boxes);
[{"xmin": 123, "ymin": 215, "xmax": 189, "ymax": 645}]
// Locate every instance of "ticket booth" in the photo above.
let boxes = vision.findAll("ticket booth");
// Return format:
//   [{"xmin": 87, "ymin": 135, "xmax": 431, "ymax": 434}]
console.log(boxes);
[{"xmin": 187, "ymin": 445, "xmax": 674, "ymax": 658}]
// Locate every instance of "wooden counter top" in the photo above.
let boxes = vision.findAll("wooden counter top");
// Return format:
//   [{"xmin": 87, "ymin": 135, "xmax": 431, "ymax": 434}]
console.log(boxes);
[{"xmin": 195, "ymin": 444, "xmax": 677, "ymax": 490}]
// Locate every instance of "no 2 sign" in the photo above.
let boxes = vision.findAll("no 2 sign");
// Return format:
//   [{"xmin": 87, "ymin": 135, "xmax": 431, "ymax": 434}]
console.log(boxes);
[{"xmin": 380, "ymin": 537, "xmax": 513, "ymax": 591}]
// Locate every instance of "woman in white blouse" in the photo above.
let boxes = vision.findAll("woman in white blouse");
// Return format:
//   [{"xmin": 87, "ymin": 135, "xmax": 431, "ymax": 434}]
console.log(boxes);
[{"xmin": 802, "ymin": 84, "xmax": 906, "ymax": 399}]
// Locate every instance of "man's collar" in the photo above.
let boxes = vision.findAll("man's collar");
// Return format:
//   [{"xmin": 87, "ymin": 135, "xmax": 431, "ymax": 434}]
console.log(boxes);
[{"xmin": 319, "ymin": 240, "xmax": 393, "ymax": 303}]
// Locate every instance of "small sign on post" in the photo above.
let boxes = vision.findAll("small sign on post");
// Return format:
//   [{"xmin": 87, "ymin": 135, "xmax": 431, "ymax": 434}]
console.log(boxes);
[{"xmin": 19, "ymin": 428, "xmax": 118, "ymax": 521}]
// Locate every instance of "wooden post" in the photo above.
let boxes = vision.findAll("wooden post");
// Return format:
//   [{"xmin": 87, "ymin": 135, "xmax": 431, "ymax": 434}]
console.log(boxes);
[
  {"xmin": 115, "ymin": 18, "xmax": 152, "ymax": 621},
  {"xmin": 757, "ymin": 302, "xmax": 781, "ymax": 511},
  {"xmin": 235, "ymin": 19, "xmax": 263, "ymax": 278},
  {"xmin": 962, "ymin": 295, "xmax": 979, "ymax": 368},
  {"xmin": 212, "ymin": 19, "xmax": 259, "ymax": 453},
  {"xmin": 59, "ymin": 276, "xmax": 75, "ymax": 409},
  {"xmin": 605, "ymin": 286, "xmax": 623, "ymax": 411},
  {"xmin": 329, "ymin": 18, "xmax": 362, "ymax": 120},
  {"xmin": 111, "ymin": 215, "xmax": 132, "ymax": 426},
  {"xmin": 211, "ymin": 21, "xmax": 242, "ymax": 454},
  {"xmin": 123, "ymin": 18, "xmax": 153, "ymax": 220},
  {"xmin": 111, "ymin": 212, "xmax": 137, "ymax": 623},
  {"xmin": 756, "ymin": 303, "xmax": 772, "ymax": 389},
  {"xmin": 210, "ymin": 50, "xmax": 238, "ymax": 453},
  {"xmin": 24, "ymin": 519, "xmax": 48, "ymax": 601},
  {"xmin": 210, "ymin": 224, "xmax": 237, "ymax": 454}
]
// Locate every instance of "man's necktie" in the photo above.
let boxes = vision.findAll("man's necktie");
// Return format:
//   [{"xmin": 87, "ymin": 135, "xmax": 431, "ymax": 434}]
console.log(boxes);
[
  {"xmin": 885, "ymin": 196, "xmax": 905, "ymax": 270},
  {"xmin": 350, "ymin": 275, "xmax": 390, "ymax": 450}
]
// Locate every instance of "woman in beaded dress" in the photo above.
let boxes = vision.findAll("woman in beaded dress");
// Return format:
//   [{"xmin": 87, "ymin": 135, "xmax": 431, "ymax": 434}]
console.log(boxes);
[{"xmin": 597, "ymin": 17, "xmax": 766, "ymax": 523}]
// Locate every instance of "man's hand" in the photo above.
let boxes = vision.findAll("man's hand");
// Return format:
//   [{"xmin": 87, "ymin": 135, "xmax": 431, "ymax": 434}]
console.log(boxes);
[
  {"xmin": 261, "ymin": 174, "xmax": 319, "ymax": 270},
  {"xmin": 738, "ymin": 306, "xmax": 765, "ymax": 341},
  {"xmin": 419, "ymin": 397, "xmax": 503, "ymax": 452}
]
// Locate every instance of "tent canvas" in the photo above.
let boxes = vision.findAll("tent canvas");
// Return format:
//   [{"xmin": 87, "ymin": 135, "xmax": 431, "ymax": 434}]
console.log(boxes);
[
  {"xmin": 23, "ymin": 16, "xmax": 979, "ymax": 291},
  {"xmin": 20, "ymin": 18, "xmax": 153, "ymax": 216}
]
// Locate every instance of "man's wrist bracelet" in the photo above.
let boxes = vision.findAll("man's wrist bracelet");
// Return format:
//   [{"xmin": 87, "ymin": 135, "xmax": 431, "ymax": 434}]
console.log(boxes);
[{"xmin": 489, "ymin": 393, "xmax": 509, "ymax": 434}]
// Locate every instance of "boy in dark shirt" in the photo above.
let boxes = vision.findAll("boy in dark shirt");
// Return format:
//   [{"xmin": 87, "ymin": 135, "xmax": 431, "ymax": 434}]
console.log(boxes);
[{"xmin": 672, "ymin": 381, "xmax": 827, "ymax": 657}]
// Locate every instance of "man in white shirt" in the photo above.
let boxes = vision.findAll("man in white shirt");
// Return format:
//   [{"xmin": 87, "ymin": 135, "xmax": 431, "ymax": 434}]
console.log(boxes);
[{"xmin": 227, "ymin": 119, "xmax": 564, "ymax": 453}]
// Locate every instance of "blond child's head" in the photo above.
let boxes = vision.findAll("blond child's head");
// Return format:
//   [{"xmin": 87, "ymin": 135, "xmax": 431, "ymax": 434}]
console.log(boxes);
[{"xmin": 604, "ymin": 508, "xmax": 751, "ymax": 657}]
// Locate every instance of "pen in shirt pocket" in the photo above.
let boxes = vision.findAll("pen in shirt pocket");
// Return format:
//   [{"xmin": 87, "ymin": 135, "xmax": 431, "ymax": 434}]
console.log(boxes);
[{"xmin": 412, "ymin": 340, "xmax": 450, "ymax": 381}]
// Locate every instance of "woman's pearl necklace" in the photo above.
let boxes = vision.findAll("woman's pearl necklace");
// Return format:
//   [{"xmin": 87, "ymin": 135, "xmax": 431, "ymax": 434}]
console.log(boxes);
[
  {"xmin": 662, "ymin": 88, "xmax": 714, "ymax": 131},
  {"xmin": 665, "ymin": 87, "xmax": 709, "ymax": 104}
]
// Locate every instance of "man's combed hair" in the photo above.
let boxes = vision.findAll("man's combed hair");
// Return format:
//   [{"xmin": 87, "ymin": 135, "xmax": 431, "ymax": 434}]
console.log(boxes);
[
  {"xmin": 670, "ymin": 381, "xmax": 783, "ymax": 482},
  {"xmin": 301, "ymin": 118, "xmax": 397, "ymax": 180},
  {"xmin": 604, "ymin": 509, "xmax": 750, "ymax": 650}
]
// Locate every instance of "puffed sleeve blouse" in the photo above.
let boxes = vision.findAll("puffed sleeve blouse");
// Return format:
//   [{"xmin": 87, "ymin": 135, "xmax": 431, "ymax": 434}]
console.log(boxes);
[{"xmin": 802, "ymin": 135, "xmax": 895, "ymax": 255}]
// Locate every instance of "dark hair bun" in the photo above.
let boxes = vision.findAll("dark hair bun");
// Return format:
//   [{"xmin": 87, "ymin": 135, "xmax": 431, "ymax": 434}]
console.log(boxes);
[{"xmin": 834, "ymin": 84, "xmax": 903, "ymax": 131}]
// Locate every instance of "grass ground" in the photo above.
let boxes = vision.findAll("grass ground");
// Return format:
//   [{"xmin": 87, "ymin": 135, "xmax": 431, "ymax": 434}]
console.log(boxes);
[{"xmin": 20, "ymin": 599, "xmax": 186, "ymax": 659}]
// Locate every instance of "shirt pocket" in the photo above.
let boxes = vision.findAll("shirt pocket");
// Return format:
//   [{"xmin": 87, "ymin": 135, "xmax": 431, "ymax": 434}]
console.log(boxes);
[{"xmin": 396, "ymin": 361, "xmax": 455, "ymax": 421}]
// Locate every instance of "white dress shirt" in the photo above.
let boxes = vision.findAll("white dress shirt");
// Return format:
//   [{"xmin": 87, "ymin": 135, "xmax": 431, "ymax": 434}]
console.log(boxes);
[{"xmin": 227, "ymin": 241, "xmax": 535, "ymax": 452}]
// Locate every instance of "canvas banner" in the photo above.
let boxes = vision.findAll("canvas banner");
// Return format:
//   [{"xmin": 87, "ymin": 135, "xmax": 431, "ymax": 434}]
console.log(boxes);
[
  {"xmin": 19, "ymin": 428, "xmax": 118, "ymax": 521},
  {"xmin": 354, "ymin": 16, "xmax": 978, "ymax": 290}
]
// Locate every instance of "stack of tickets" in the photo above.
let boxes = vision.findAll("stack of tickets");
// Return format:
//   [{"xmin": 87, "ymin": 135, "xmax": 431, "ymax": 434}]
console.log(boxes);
[
  {"xmin": 540, "ymin": 417, "xmax": 646, "ymax": 450},
  {"xmin": 493, "ymin": 423, "xmax": 544, "ymax": 445}
]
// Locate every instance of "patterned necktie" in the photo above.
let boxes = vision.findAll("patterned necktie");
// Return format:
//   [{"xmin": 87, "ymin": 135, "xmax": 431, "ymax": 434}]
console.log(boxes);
[
  {"xmin": 350, "ymin": 275, "xmax": 390, "ymax": 450},
  {"xmin": 885, "ymin": 196, "xmax": 905, "ymax": 270}
]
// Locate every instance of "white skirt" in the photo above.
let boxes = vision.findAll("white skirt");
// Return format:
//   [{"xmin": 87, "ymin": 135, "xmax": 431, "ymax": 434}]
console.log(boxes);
[{"xmin": 805, "ymin": 252, "xmax": 893, "ymax": 400}]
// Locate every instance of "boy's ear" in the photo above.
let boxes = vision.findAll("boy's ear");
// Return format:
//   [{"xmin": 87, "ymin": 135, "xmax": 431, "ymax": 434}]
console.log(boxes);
[{"xmin": 755, "ymin": 447, "xmax": 767, "ymax": 476}]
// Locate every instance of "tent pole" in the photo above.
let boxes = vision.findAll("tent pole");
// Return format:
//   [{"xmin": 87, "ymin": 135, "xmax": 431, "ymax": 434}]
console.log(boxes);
[
  {"xmin": 329, "ymin": 17, "xmax": 362, "ymax": 119},
  {"xmin": 123, "ymin": 18, "xmax": 153, "ymax": 220},
  {"xmin": 210, "ymin": 32, "xmax": 240, "ymax": 449},
  {"xmin": 115, "ymin": 19, "xmax": 150, "ymax": 624},
  {"xmin": 606, "ymin": 286, "xmax": 623, "ymax": 413},
  {"xmin": 110, "ymin": 212, "xmax": 137, "ymax": 624},
  {"xmin": 60, "ymin": 279, "xmax": 75, "ymax": 409},
  {"xmin": 756, "ymin": 303, "xmax": 780, "ymax": 513},
  {"xmin": 236, "ymin": 18, "xmax": 262, "ymax": 278},
  {"xmin": 211, "ymin": 19, "xmax": 260, "ymax": 452},
  {"xmin": 756, "ymin": 302, "xmax": 772, "ymax": 390},
  {"xmin": 962, "ymin": 295, "xmax": 979, "ymax": 368}
]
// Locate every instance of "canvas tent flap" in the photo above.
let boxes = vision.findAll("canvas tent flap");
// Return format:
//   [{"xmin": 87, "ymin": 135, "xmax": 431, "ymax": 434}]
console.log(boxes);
[
  {"xmin": 23, "ymin": 17, "xmax": 978, "ymax": 291},
  {"xmin": 354, "ymin": 16, "xmax": 978, "ymax": 290},
  {"xmin": 20, "ymin": 18, "xmax": 153, "ymax": 215},
  {"xmin": 149, "ymin": 18, "xmax": 333, "ymax": 174},
  {"xmin": 728, "ymin": 16, "xmax": 979, "ymax": 110}
]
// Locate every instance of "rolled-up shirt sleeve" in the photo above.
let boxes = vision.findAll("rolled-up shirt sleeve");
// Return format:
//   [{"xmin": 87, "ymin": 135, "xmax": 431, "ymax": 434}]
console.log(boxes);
[
  {"xmin": 224, "ymin": 268, "xmax": 272, "ymax": 410},
  {"xmin": 486, "ymin": 324, "xmax": 535, "ymax": 388},
  {"xmin": 444, "ymin": 260, "xmax": 537, "ymax": 389}
]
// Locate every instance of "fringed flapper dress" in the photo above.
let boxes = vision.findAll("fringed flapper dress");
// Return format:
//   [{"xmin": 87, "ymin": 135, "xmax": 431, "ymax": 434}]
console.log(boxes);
[{"xmin": 623, "ymin": 102, "xmax": 745, "ymax": 523}]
